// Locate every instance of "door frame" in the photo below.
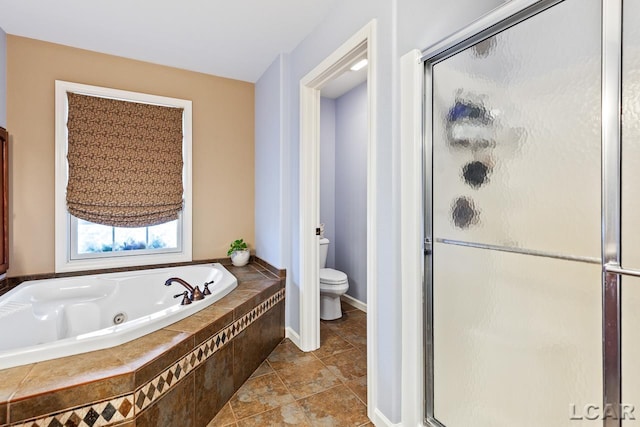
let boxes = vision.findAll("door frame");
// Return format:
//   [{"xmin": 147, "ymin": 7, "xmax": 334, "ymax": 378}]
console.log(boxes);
[
  {"xmin": 400, "ymin": 48, "xmax": 425, "ymax": 427},
  {"xmin": 298, "ymin": 19, "xmax": 378, "ymax": 420}
]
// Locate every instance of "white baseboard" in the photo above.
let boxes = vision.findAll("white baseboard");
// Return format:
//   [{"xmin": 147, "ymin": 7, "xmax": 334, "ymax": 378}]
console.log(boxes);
[
  {"xmin": 341, "ymin": 294, "xmax": 367, "ymax": 313},
  {"xmin": 285, "ymin": 326, "xmax": 301, "ymax": 348},
  {"xmin": 372, "ymin": 408, "xmax": 402, "ymax": 427}
]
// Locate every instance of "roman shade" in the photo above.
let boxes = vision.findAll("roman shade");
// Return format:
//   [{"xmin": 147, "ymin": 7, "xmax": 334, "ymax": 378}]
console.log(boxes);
[{"xmin": 66, "ymin": 92, "xmax": 184, "ymax": 227}]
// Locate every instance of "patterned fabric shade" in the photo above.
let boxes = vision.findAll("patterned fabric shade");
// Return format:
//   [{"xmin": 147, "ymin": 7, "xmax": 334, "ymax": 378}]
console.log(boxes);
[{"xmin": 66, "ymin": 93, "xmax": 184, "ymax": 227}]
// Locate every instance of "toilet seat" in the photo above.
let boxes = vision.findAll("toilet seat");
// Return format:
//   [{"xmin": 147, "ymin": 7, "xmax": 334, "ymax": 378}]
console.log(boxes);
[{"xmin": 319, "ymin": 268, "xmax": 348, "ymax": 285}]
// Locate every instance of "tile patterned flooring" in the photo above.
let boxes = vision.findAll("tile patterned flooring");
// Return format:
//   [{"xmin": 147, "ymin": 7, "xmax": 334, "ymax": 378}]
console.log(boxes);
[{"xmin": 208, "ymin": 302, "xmax": 370, "ymax": 426}]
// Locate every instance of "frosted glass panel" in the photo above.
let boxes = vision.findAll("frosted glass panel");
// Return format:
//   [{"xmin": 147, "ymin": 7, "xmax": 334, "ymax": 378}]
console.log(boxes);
[
  {"xmin": 621, "ymin": 2, "xmax": 640, "ymax": 424},
  {"xmin": 433, "ymin": 243, "xmax": 601, "ymax": 426},
  {"xmin": 622, "ymin": 0, "xmax": 640, "ymax": 269},
  {"xmin": 432, "ymin": 0, "xmax": 601, "ymax": 259}
]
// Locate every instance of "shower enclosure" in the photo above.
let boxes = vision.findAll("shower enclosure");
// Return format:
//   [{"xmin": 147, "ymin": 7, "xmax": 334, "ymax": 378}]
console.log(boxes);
[{"xmin": 423, "ymin": 0, "xmax": 640, "ymax": 425}]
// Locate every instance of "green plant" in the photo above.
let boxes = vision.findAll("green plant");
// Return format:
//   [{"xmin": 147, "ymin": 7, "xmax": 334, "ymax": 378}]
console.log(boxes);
[{"xmin": 227, "ymin": 238, "xmax": 248, "ymax": 256}]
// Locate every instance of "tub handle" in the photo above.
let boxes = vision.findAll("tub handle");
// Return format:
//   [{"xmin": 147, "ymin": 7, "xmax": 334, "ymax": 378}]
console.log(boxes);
[
  {"xmin": 174, "ymin": 291, "xmax": 192, "ymax": 305},
  {"xmin": 203, "ymin": 280, "xmax": 214, "ymax": 295}
]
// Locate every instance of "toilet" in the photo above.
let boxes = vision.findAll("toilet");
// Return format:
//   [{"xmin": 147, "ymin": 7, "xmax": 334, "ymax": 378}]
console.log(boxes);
[{"xmin": 319, "ymin": 238, "xmax": 349, "ymax": 320}]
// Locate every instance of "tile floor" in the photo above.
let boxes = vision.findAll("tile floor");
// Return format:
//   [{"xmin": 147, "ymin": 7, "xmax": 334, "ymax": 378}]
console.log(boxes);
[{"xmin": 208, "ymin": 301, "xmax": 370, "ymax": 426}]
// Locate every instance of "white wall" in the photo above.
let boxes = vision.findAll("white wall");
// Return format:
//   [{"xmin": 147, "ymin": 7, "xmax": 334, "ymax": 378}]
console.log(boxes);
[
  {"xmin": 335, "ymin": 82, "xmax": 368, "ymax": 303},
  {"xmin": 320, "ymin": 97, "xmax": 336, "ymax": 268},
  {"xmin": 397, "ymin": 0, "xmax": 506, "ymax": 54},
  {"xmin": 320, "ymin": 83, "xmax": 368, "ymax": 303},
  {"xmin": 254, "ymin": 0, "xmax": 510, "ymax": 422},
  {"xmin": 0, "ymin": 26, "xmax": 6, "ymax": 128},
  {"xmin": 255, "ymin": 54, "xmax": 285, "ymax": 267}
]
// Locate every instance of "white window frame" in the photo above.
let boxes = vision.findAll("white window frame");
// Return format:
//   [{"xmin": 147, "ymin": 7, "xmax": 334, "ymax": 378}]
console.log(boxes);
[{"xmin": 54, "ymin": 80, "xmax": 193, "ymax": 272}]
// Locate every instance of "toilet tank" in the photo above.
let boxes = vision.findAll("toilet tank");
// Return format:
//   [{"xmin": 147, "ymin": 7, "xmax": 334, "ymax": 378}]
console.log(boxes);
[{"xmin": 319, "ymin": 238, "xmax": 330, "ymax": 268}]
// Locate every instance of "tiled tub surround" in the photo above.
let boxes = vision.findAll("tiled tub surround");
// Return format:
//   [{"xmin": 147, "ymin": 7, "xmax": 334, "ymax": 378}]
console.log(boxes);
[{"xmin": 0, "ymin": 262, "xmax": 285, "ymax": 427}]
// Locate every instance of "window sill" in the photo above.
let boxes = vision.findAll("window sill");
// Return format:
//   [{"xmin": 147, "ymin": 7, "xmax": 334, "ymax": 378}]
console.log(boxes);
[{"xmin": 55, "ymin": 250, "xmax": 192, "ymax": 273}]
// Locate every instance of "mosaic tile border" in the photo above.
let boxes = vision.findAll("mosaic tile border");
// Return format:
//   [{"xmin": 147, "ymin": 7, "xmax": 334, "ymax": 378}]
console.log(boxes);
[
  {"xmin": 8, "ymin": 288, "xmax": 285, "ymax": 427},
  {"xmin": 9, "ymin": 394, "xmax": 135, "ymax": 427}
]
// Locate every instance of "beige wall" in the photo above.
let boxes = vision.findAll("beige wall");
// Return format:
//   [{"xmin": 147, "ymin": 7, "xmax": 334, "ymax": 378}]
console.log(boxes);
[{"xmin": 6, "ymin": 36, "xmax": 255, "ymax": 276}]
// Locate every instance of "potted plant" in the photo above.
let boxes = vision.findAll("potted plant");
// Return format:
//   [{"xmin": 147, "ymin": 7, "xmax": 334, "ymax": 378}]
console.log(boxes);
[{"xmin": 227, "ymin": 238, "xmax": 250, "ymax": 267}]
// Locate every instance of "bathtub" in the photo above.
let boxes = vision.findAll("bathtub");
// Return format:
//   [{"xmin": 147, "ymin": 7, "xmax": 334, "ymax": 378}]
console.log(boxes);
[{"xmin": 0, "ymin": 263, "xmax": 237, "ymax": 370}]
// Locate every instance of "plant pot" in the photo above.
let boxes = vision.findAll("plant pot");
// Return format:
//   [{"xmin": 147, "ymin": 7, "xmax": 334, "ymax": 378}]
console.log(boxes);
[{"xmin": 230, "ymin": 249, "xmax": 250, "ymax": 267}]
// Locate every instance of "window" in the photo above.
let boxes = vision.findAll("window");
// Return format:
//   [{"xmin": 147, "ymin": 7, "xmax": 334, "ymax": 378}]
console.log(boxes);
[
  {"xmin": 55, "ymin": 81, "xmax": 192, "ymax": 272},
  {"xmin": 72, "ymin": 218, "xmax": 178, "ymax": 256}
]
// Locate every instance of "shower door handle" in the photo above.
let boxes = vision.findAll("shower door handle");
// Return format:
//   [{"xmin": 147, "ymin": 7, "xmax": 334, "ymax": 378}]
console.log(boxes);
[
  {"xmin": 604, "ymin": 263, "xmax": 640, "ymax": 278},
  {"xmin": 424, "ymin": 237, "xmax": 433, "ymax": 255}
]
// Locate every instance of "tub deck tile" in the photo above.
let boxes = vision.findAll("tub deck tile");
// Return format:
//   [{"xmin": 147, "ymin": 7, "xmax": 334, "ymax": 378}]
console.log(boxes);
[
  {"xmin": 230, "ymin": 285, "xmax": 281, "ymax": 321},
  {"xmin": 111, "ymin": 329, "xmax": 195, "ymax": 389},
  {"xmin": 252, "ymin": 257, "xmax": 286, "ymax": 279},
  {"xmin": 225, "ymin": 265, "xmax": 273, "ymax": 282},
  {"xmin": 164, "ymin": 305, "xmax": 234, "ymax": 347},
  {"xmin": 214, "ymin": 290, "xmax": 261, "ymax": 320},
  {"xmin": 234, "ymin": 278, "xmax": 281, "ymax": 293},
  {"xmin": 0, "ymin": 365, "xmax": 32, "ymax": 425},
  {"xmin": 9, "ymin": 349, "xmax": 134, "ymax": 423},
  {"xmin": 0, "ymin": 364, "xmax": 33, "ymax": 403}
]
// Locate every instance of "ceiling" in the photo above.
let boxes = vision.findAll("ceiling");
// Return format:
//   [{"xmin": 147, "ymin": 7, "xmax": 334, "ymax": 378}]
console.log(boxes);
[
  {"xmin": 0, "ymin": 0, "xmax": 342, "ymax": 83},
  {"xmin": 321, "ymin": 64, "xmax": 367, "ymax": 99}
]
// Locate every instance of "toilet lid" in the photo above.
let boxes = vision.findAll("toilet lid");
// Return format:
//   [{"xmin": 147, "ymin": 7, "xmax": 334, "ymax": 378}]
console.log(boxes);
[{"xmin": 319, "ymin": 268, "xmax": 348, "ymax": 285}]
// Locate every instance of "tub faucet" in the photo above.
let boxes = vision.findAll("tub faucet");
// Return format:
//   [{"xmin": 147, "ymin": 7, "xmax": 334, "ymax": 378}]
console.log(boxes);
[
  {"xmin": 165, "ymin": 277, "xmax": 205, "ymax": 302},
  {"xmin": 173, "ymin": 290, "xmax": 192, "ymax": 305},
  {"xmin": 203, "ymin": 280, "xmax": 214, "ymax": 295}
]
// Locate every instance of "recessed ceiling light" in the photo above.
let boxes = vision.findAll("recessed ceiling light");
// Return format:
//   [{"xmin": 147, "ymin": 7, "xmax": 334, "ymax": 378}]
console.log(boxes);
[{"xmin": 350, "ymin": 58, "xmax": 368, "ymax": 71}]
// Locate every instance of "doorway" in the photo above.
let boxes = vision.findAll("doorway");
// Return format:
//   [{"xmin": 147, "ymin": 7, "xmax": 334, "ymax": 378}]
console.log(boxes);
[
  {"xmin": 298, "ymin": 20, "xmax": 377, "ymax": 420},
  {"xmin": 421, "ymin": 0, "xmax": 637, "ymax": 425},
  {"xmin": 319, "ymin": 63, "xmax": 368, "ymax": 314}
]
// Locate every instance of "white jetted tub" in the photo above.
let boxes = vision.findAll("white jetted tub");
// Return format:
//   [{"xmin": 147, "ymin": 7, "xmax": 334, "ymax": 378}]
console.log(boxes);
[{"xmin": 0, "ymin": 263, "xmax": 237, "ymax": 370}]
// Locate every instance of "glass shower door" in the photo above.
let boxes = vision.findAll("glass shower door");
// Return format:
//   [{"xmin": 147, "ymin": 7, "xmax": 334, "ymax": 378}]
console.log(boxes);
[
  {"xmin": 427, "ymin": 0, "xmax": 602, "ymax": 425},
  {"xmin": 621, "ymin": 1, "xmax": 640, "ymax": 425}
]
